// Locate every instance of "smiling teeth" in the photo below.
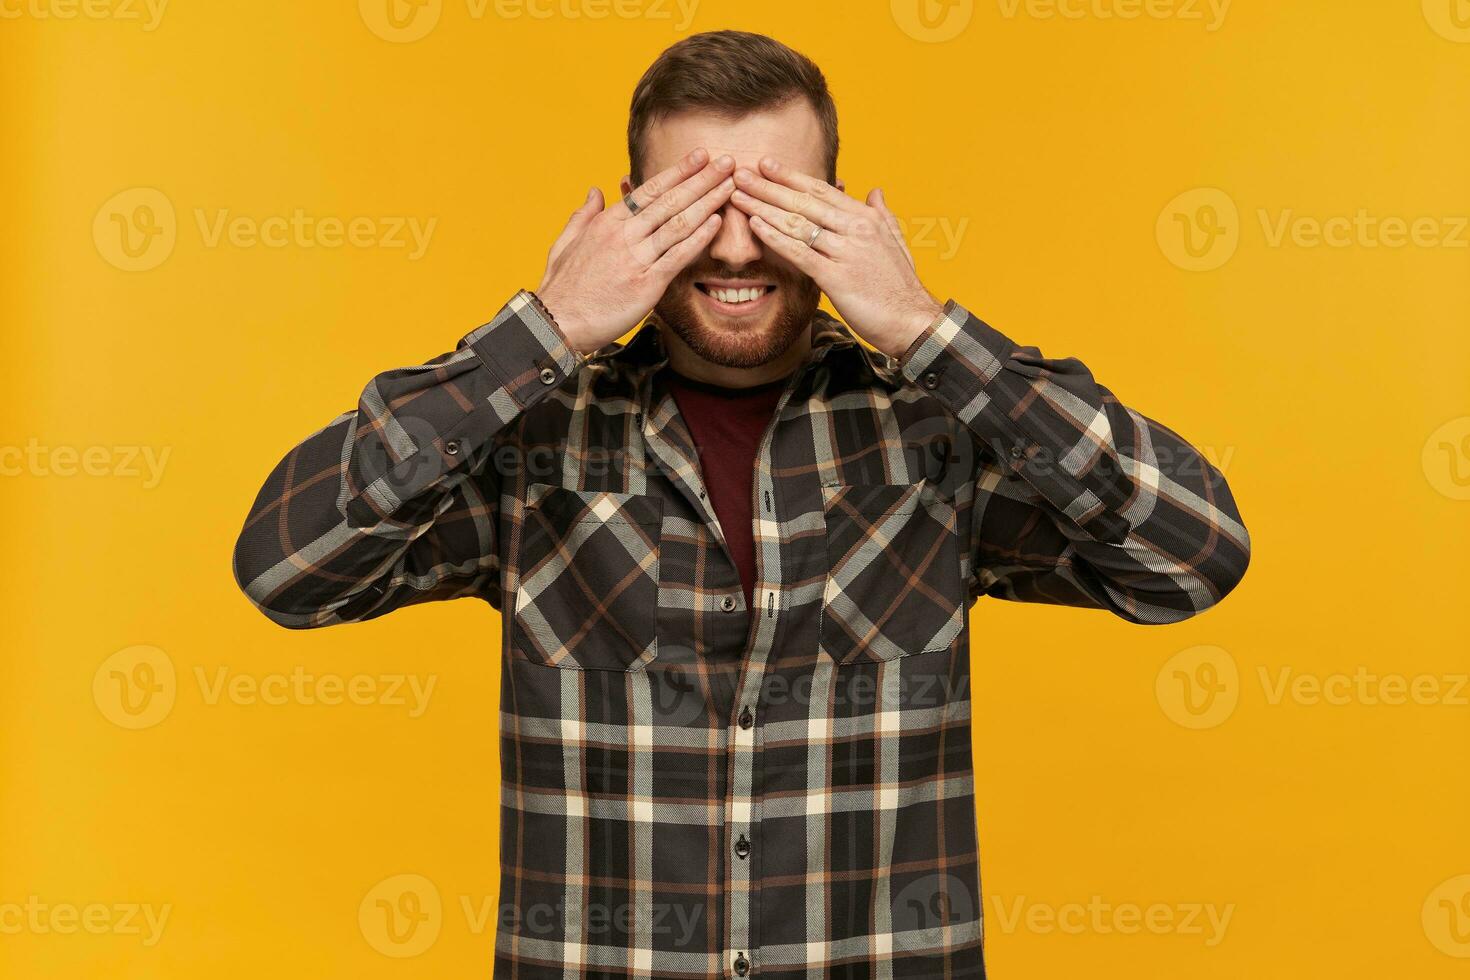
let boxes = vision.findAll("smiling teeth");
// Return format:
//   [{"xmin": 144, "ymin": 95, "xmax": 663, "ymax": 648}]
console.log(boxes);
[{"xmin": 711, "ymin": 287, "xmax": 763, "ymax": 304}]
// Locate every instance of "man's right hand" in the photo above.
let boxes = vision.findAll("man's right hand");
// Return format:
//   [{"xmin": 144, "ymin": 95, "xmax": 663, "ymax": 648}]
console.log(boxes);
[{"xmin": 537, "ymin": 148, "xmax": 735, "ymax": 355}]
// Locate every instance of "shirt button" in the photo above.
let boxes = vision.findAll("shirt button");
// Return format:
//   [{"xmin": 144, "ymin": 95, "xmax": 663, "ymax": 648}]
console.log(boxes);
[
  {"xmin": 735, "ymin": 834, "xmax": 751, "ymax": 859},
  {"xmin": 720, "ymin": 595, "xmax": 737, "ymax": 613},
  {"xmin": 738, "ymin": 706, "xmax": 753, "ymax": 730},
  {"xmin": 444, "ymin": 440, "xmax": 459, "ymax": 456},
  {"xmin": 734, "ymin": 953, "xmax": 750, "ymax": 976},
  {"xmin": 921, "ymin": 370, "xmax": 940, "ymax": 390},
  {"xmin": 539, "ymin": 366, "xmax": 557, "ymax": 385},
  {"xmin": 1009, "ymin": 446, "xmax": 1025, "ymax": 460}
]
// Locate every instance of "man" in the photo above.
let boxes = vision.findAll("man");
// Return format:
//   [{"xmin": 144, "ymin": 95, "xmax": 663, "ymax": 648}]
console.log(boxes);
[{"xmin": 233, "ymin": 31, "xmax": 1249, "ymax": 979}]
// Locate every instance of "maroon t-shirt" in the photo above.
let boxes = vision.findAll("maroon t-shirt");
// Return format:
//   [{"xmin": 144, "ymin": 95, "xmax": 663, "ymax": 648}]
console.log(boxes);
[{"xmin": 662, "ymin": 368, "xmax": 790, "ymax": 613}]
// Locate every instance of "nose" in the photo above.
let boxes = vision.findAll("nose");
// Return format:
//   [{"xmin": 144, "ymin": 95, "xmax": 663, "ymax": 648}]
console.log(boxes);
[{"xmin": 708, "ymin": 199, "xmax": 762, "ymax": 268}]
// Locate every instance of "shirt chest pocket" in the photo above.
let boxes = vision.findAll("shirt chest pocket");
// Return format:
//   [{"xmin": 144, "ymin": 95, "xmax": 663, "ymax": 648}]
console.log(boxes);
[
  {"xmin": 512, "ymin": 483, "xmax": 663, "ymax": 671},
  {"xmin": 820, "ymin": 482, "xmax": 965, "ymax": 664}
]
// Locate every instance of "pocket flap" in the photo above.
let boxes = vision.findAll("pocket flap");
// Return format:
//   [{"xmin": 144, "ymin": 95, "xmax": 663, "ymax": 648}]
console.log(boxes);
[{"xmin": 526, "ymin": 484, "xmax": 664, "ymax": 527}]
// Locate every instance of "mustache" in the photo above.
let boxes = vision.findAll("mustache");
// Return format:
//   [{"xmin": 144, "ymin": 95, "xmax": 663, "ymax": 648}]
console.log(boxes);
[{"xmin": 675, "ymin": 262, "xmax": 805, "ymax": 287}]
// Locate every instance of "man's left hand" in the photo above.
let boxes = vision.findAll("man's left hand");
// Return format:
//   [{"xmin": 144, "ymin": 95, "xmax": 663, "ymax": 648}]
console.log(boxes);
[{"xmin": 730, "ymin": 157, "xmax": 944, "ymax": 360}]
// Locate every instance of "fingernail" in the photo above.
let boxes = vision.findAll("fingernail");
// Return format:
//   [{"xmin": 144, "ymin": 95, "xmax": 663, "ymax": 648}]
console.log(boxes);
[
  {"xmin": 734, "ymin": 169, "xmax": 753, "ymax": 184},
  {"xmin": 587, "ymin": 187, "xmax": 598, "ymax": 200},
  {"xmin": 762, "ymin": 157, "xmax": 779, "ymax": 171},
  {"xmin": 690, "ymin": 148, "xmax": 708, "ymax": 164},
  {"xmin": 750, "ymin": 214, "xmax": 764, "ymax": 227},
  {"xmin": 715, "ymin": 154, "xmax": 734, "ymax": 170}
]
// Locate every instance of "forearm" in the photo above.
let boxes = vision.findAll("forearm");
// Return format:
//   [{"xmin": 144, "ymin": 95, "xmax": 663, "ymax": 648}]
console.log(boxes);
[
  {"xmin": 900, "ymin": 300, "xmax": 1251, "ymax": 622},
  {"xmin": 232, "ymin": 290, "xmax": 583, "ymax": 627}
]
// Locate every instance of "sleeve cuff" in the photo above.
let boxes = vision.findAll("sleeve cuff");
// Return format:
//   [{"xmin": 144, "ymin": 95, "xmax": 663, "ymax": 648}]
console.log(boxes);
[
  {"xmin": 898, "ymin": 299, "xmax": 1017, "ymax": 414},
  {"xmin": 461, "ymin": 289, "xmax": 585, "ymax": 415}
]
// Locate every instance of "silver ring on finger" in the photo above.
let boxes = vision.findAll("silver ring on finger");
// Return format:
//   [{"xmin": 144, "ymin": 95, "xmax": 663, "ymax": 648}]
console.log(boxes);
[
  {"xmin": 623, "ymin": 192, "xmax": 642, "ymax": 216},
  {"xmin": 806, "ymin": 225, "xmax": 823, "ymax": 249}
]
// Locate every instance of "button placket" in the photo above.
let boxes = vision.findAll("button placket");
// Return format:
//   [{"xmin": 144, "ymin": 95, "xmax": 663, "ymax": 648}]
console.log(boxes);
[{"xmin": 725, "ymin": 411, "xmax": 791, "ymax": 977}]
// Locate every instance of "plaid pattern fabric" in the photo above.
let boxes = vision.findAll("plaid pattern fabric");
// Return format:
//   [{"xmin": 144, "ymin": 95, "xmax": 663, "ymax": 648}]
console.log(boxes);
[{"xmin": 233, "ymin": 290, "xmax": 1250, "ymax": 978}]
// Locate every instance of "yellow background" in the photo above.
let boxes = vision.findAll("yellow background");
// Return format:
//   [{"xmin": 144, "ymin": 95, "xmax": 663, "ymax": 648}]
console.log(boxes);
[{"xmin": 3, "ymin": 0, "xmax": 1469, "ymax": 976}]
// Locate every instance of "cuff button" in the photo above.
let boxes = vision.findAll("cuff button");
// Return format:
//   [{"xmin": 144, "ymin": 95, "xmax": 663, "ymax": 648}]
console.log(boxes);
[
  {"xmin": 921, "ymin": 371, "xmax": 940, "ymax": 390},
  {"xmin": 539, "ymin": 366, "xmax": 557, "ymax": 385}
]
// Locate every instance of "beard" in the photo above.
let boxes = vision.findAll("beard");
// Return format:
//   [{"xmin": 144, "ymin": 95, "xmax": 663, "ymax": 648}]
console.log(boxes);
[{"xmin": 654, "ymin": 260, "xmax": 821, "ymax": 369}]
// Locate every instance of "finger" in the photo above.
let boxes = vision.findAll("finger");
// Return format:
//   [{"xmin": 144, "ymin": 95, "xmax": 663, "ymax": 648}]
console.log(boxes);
[
  {"xmin": 734, "ymin": 166, "xmax": 850, "ymax": 231},
  {"xmin": 547, "ymin": 186, "xmax": 604, "ymax": 266},
  {"xmin": 644, "ymin": 175, "xmax": 735, "ymax": 261},
  {"xmin": 649, "ymin": 213, "xmax": 723, "ymax": 280},
  {"xmin": 868, "ymin": 187, "xmax": 915, "ymax": 269},
  {"xmin": 729, "ymin": 188, "xmax": 840, "ymax": 256},
  {"xmin": 748, "ymin": 213, "xmax": 835, "ymax": 278},
  {"xmin": 619, "ymin": 147, "xmax": 709, "ymax": 217},
  {"xmin": 630, "ymin": 154, "xmax": 736, "ymax": 238},
  {"xmin": 757, "ymin": 156, "xmax": 865, "ymax": 216}
]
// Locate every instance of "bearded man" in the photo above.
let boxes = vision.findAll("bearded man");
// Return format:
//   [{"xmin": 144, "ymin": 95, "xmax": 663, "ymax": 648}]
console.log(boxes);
[{"xmin": 233, "ymin": 30, "xmax": 1249, "ymax": 979}]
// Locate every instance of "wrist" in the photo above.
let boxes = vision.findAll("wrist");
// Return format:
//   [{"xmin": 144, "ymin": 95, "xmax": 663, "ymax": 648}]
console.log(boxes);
[
  {"xmin": 885, "ymin": 297, "xmax": 945, "ymax": 360},
  {"xmin": 532, "ymin": 287, "xmax": 592, "ymax": 355}
]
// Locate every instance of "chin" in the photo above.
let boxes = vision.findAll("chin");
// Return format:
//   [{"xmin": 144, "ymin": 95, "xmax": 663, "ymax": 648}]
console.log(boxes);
[{"xmin": 657, "ymin": 280, "xmax": 819, "ymax": 370}]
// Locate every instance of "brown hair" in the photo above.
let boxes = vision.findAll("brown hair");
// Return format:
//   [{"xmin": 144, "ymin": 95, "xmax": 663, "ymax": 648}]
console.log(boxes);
[{"xmin": 627, "ymin": 31, "xmax": 839, "ymax": 186}]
